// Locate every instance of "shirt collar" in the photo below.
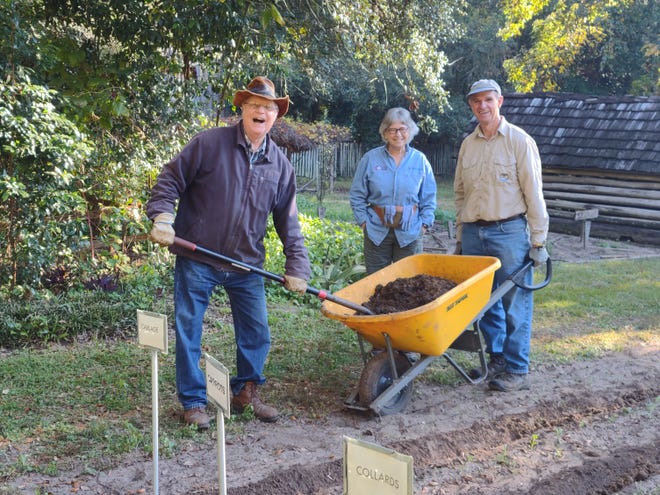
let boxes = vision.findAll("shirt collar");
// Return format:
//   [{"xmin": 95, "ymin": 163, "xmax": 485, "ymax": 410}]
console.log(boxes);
[
  {"xmin": 239, "ymin": 121, "xmax": 269, "ymax": 164},
  {"xmin": 476, "ymin": 116, "xmax": 509, "ymax": 139}
]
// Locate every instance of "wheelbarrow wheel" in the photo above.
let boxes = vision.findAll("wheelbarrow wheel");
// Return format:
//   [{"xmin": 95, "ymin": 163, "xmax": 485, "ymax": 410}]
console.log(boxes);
[{"xmin": 358, "ymin": 351, "xmax": 413, "ymax": 415}]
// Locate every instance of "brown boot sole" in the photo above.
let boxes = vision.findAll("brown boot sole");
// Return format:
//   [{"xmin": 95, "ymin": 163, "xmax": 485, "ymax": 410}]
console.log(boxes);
[{"xmin": 231, "ymin": 401, "xmax": 279, "ymax": 423}]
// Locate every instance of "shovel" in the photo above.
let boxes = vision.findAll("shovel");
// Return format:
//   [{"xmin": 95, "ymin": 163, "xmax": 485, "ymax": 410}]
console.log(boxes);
[{"xmin": 173, "ymin": 237, "xmax": 374, "ymax": 315}]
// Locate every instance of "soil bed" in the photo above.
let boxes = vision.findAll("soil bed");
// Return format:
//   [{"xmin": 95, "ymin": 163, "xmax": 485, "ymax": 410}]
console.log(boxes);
[{"xmin": 10, "ymin": 347, "xmax": 658, "ymax": 494}]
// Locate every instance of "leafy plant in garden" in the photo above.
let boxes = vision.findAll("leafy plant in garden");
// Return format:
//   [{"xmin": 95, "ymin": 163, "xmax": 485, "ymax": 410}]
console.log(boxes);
[
  {"xmin": 264, "ymin": 214, "xmax": 364, "ymax": 296},
  {"xmin": 0, "ymin": 214, "xmax": 364, "ymax": 346},
  {"xmin": 0, "ymin": 73, "xmax": 93, "ymax": 289},
  {"xmin": 0, "ymin": 249, "xmax": 173, "ymax": 347}
]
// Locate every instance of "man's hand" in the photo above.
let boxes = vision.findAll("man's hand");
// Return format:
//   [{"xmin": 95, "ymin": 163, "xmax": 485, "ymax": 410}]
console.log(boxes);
[
  {"xmin": 283, "ymin": 275, "xmax": 307, "ymax": 295},
  {"xmin": 150, "ymin": 213, "xmax": 175, "ymax": 246},
  {"xmin": 529, "ymin": 246, "xmax": 549, "ymax": 267},
  {"xmin": 453, "ymin": 241, "xmax": 462, "ymax": 255}
]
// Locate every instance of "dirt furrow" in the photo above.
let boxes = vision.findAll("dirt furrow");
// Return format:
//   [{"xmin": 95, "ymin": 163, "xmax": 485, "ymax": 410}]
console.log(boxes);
[
  {"xmin": 219, "ymin": 382, "xmax": 659, "ymax": 495},
  {"xmin": 416, "ymin": 394, "xmax": 659, "ymax": 494},
  {"xmin": 7, "ymin": 347, "xmax": 659, "ymax": 494}
]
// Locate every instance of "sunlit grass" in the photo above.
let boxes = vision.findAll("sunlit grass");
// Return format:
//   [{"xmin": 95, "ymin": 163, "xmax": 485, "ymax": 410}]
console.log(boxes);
[
  {"xmin": 535, "ymin": 328, "xmax": 659, "ymax": 363},
  {"xmin": 534, "ymin": 258, "xmax": 659, "ymax": 331}
]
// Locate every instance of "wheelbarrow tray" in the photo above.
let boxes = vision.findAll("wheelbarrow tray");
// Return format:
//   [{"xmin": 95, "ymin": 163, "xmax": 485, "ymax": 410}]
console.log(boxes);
[{"xmin": 321, "ymin": 254, "xmax": 501, "ymax": 356}]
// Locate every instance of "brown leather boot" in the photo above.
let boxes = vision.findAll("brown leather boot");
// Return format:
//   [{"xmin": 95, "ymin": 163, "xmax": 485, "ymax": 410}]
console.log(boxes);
[
  {"xmin": 183, "ymin": 407, "xmax": 211, "ymax": 430},
  {"xmin": 231, "ymin": 382, "xmax": 280, "ymax": 423}
]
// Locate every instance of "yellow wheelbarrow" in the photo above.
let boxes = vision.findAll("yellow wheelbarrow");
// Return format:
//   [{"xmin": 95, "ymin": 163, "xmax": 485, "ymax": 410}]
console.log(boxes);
[{"xmin": 321, "ymin": 253, "xmax": 552, "ymax": 415}]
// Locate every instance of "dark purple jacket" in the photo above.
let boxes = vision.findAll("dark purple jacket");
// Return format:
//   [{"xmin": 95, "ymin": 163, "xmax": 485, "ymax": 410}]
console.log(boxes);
[{"xmin": 146, "ymin": 122, "xmax": 311, "ymax": 279}]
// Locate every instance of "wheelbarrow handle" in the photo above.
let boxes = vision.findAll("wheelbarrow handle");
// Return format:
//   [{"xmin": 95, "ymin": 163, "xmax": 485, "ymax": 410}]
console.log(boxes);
[
  {"xmin": 510, "ymin": 257, "xmax": 553, "ymax": 291},
  {"xmin": 476, "ymin": 257, "xmax": 552, "ymax": 320},
  {"xmin": 173, "ymin": 237, "xmax": 374, "ymax": 315}
]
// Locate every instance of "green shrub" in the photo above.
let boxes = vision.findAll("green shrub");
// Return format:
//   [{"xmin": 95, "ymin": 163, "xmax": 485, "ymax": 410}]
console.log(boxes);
[
  {"xmin": 264, "ymin": 214, "xmax": 365, "ymax": 296},
  {"xmin": 0, "ymin": 216, "xmax": 364, "ymax": 346},
  {"xmin": 0, "ymin": 255, "xmax": 172, "ymax": 347}
]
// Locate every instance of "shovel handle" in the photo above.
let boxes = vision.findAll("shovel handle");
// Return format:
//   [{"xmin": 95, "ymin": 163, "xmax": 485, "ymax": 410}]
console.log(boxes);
[
  {"xmin": 174, "ymin": 237, "xmax": 283, "ymax": 283},
  {"xmin": 172, "ymin": 237, "xmax": 374, "ymax": 315}
]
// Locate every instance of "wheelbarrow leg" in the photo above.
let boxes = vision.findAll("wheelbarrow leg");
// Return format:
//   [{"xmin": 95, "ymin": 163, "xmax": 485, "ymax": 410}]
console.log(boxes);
[
  {"xmin": 342, "ymin": 334, "xmax": 375, "ymax": 412},
  {"xmin": 445, "ymin": 321, "xmax": 489, "ymax": 384},
  {"xmin": 357, "ymin": 334, "xmax": 369, "ymax": 366},
  {"xmin": 384, "ymin": 334, "xmax": 399, "ymax": 380},
  {"xmin": 343, "ymin": 388, "xmax": 363, "ymax": 411}
]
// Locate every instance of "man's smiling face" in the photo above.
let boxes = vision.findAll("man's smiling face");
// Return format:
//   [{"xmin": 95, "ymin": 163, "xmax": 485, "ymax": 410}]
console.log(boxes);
[
  {"xmin": 468, "ymin": 90, "xmax": 503, "ymax": 128},
  {"xmin": 242, "ymin": 96, "xmax": 279, "ymax": 143}
]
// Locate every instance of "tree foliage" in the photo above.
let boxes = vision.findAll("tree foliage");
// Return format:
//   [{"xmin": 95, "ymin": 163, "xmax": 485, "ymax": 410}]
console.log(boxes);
[
  {"xmin": 0, "ymin": 72, "xmax": 93, "ymax": 289},
  {"xmin": 500, "ymin": 0, "xmax": 659, "ymax": 94},
  {"xmin": 1, "ymin": 0, "xmax": 657, "ymax": 297}
]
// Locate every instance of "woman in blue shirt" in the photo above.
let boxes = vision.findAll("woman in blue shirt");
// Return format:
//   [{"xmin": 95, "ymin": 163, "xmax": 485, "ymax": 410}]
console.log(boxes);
[{"xmin": 350, "ymin": 107, "xmax": 437, "ymax": 274}]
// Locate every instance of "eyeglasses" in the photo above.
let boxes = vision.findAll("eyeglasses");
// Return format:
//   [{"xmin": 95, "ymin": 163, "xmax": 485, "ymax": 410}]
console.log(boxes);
[
  {"xmin": 243, "ymin": 102, "xmax": 278, "ymax": 113},
  {"xmin": 386, "ymin": 126, "xmax": 409, "ymax": 135}
]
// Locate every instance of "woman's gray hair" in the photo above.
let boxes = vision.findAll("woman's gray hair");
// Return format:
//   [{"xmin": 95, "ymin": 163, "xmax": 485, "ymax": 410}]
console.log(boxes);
[{"xmin": 379, "ymin": 107, "xmax": 419, "ymax": 144}]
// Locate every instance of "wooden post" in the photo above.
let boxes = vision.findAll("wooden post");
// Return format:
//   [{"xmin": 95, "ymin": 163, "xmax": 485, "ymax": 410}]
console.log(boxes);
[
  {"xmin": 447, "ymin": 220, "xmax": 456, "ymax": 240},
  {"xmin": 574, "ymin": 209, "xmax": 599, "ymax": 248}
]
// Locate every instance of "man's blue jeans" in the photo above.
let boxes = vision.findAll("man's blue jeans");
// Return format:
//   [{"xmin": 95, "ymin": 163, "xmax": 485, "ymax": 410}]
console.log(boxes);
[
  {"xmin": 461, "ymin": 216, "xmax": 533, "ymax": 374},
  {"xmin": 173, "ymin": 256, "xmax": 271, "ymax": 410}
]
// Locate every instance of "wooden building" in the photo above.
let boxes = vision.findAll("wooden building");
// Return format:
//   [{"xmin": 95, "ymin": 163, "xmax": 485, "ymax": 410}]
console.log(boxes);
[{"xmin": 499, "ymin": 93, "xmax": 660, "ymax": 246}]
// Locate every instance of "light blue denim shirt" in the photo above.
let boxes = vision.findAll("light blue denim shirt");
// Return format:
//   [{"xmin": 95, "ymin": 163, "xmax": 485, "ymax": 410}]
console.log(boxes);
[{"xmin": 349, "ymin": 144, "xmax": 437, "ymax": 247}]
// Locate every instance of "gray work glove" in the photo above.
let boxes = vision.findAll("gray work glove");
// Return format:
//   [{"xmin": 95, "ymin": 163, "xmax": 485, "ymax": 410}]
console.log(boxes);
[
  {"xmin": 453, "ymin": 241, "xmax": 462, "ymax": 255},
  {"xmin": 529, "ymin": 246, "xmax": 549, "ymax": 267},
  {"xmin": 150, "ymin": 212, "xmax": 175, "ymax": 246},
  {"xmin": 283, "ymin": 275, "xmax": 307, "ymax": 295}
]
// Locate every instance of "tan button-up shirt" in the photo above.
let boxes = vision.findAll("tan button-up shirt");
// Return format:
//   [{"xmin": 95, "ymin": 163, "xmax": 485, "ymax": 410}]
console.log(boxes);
[{"xmin": 454, "ymin": 117, "xmax": 549, "ymax": 246}]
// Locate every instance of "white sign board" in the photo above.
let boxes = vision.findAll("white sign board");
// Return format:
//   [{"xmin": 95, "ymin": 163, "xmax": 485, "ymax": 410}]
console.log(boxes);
[
  {"xmin": 343, "ymin": 436, "xmax": 413, "ymax": 495},
  {"xmin": 137, "ymin": 310, "xmax": 168, "ymax": 354},
  {"xmin": 205, "ymin": 354, "xmax": 231, "ymax": 419}
]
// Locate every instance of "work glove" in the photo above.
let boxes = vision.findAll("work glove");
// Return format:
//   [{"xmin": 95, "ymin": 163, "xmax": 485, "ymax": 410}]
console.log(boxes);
[
  {"xmin": 528, "ymin": 246, "xmax": 549, "ymax": 267},
  {"xmin": 400, "ymin": 205, "xmax": 415, "ymax": 231},
  {"xmin": 453, "ymin": 241, "xmax": 462, "ymax": 255},
  {"xmin": 384, "ymin": 205, "xmax": 397, "ymax": 225},
  {"xmin": 283, "ymin": 275, "xmax": 307, "ymax": 295},
  {"xmin": 150, "ymin": 212, "xmax": 175, "ymax": 246}
]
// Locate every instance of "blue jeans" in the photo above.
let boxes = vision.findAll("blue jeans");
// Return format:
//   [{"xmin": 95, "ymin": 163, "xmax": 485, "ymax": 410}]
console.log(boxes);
[
  {"xmin": 173, "ymin": 256, "xmax": 271, "ymax": 410},
  {"xmin": 364, "ymin": 229, "xmax": 423, "ymax": 274},
  {"xmin": 462, "ymin": 217, "xmax": 533, "ymax": 374}
]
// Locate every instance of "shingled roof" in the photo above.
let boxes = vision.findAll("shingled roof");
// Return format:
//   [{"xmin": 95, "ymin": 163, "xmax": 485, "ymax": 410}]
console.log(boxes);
[{"xmin": 497, "ymin": 93, "xmax": 660, "ymax": 176}]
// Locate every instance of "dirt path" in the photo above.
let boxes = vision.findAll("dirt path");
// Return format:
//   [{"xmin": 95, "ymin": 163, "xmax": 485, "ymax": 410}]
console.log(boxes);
[
  {"xmin": 9, "ymin": 345, "xmax": 659, "ymax": 494},
  {"xmin": 424, "ymin": 227, "xmax": 660, "ymax": 264}
]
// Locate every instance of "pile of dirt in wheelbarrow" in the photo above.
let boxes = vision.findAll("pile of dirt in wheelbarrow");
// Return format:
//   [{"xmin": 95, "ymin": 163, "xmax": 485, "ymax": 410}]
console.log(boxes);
[{"xmin": 362, "ymin": 274, "xmax": 457, "ymax": 314}]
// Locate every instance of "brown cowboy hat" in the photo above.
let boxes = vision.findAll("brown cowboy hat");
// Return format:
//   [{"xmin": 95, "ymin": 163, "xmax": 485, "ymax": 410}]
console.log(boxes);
[{"xmin": 232, "ymin": 76, "xmax": 289, "ymax": 118}]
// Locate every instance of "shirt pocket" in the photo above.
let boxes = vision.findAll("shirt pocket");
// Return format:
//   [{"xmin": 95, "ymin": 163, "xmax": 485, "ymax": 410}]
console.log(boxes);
[
  {"xmin": 461, "ymin": 156, "xmax": 482, "ymax": 184},
  {"xmin": 493, "ymin": 158, "xmax": 519, "ymax": 190},
  {"xmin": 250, "ymin": 167, "xmax": 280, "ymax": 212}
]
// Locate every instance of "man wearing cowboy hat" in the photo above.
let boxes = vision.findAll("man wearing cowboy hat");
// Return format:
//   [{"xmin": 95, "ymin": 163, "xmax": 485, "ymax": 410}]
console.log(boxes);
[{"xmin": 147, "ymin": 76, "xmax": 311, "ymax": 427}]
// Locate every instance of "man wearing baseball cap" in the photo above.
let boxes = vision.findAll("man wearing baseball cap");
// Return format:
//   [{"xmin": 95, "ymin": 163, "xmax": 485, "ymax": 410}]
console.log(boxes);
[
  {"xmin": 147, "ymin": 76, "xmax": 311, "ymax": 427},
  {"xmin": 453, "ymin": 79, "xmax": 549, "ymax": 392}
]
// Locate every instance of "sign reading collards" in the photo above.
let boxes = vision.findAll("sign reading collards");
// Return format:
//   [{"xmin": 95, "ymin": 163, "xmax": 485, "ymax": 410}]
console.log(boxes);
[
  {"xmin": 343, "ymin": 436, "xmax": 413, "ymax": 495},
  {"xmin": 137, "ymin": 310, "xmax": 168, "ymax": 354},
  {"xmin": 205, "ymin": 354, "xmax": 231, "ymax": 419}
]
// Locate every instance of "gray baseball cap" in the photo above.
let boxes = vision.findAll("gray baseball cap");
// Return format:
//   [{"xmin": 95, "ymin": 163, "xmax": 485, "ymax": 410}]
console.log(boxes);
[{"xmin": 467, "ymin": 79, "xmax": 501, "ymax": 97}]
